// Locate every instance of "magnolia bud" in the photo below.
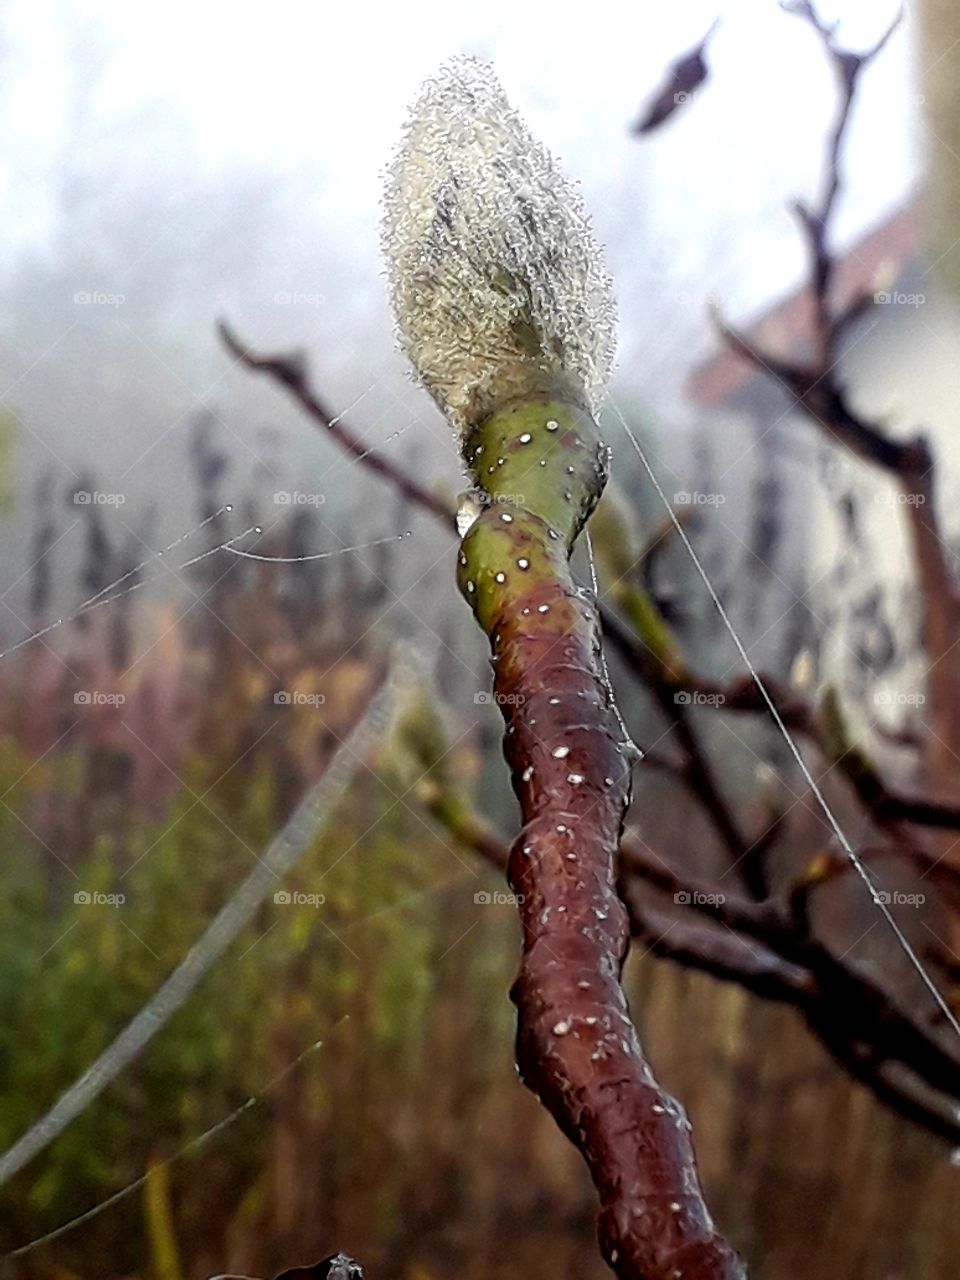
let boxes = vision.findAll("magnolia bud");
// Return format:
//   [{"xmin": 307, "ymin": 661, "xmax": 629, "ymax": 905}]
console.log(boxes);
[{"xmin": 382, "ymin": 56, "xmax": 616, "ymax": 436}]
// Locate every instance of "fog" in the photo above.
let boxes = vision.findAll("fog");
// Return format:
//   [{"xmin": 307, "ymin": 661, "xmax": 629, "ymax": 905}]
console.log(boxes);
[{"xmin": 0, "ymin": 0, "xmax": 914, "ymax": 537}]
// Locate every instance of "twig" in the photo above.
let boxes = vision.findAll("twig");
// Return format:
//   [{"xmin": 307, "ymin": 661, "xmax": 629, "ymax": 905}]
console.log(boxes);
[
  {"xmin": 599, "ymin": 602, "xmax": 752, "ymax": 863},
  {"xmin": 218, "ymin": 321, "xmax": 454, "ymax": 528},
  {"xmin": 717, "ymin": 1, "xmax": 960, "ymax": 876},
  {"xmin": 417, "ymin": 775, "xmax": 960, "ymax": 1144},
  {"xmin": 785, "ymin": 2, "xmax": 903, "ymax": 362}
]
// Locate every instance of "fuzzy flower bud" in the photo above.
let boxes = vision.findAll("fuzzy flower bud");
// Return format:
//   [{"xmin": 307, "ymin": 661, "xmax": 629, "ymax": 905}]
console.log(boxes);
[{"xmin": 382, "ymin": 56, "xmax": 617, "ymax": 435}]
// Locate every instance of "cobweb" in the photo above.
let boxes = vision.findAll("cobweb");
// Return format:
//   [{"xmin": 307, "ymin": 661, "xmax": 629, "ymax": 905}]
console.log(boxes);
[
  {"xmin": 0, "ymin": 413, "xmax": 433, "ymax": 1254},
  {"xmin": 382, "ymin": 55, "xmax": 960, "ymax": 1045},
  {"xmin": 6, "ymin": 50, "xmax": 960, "ymax": 1268},
  {"xmin": 0, "ymin": 413, "xmax": 419, "ymax": 663}
]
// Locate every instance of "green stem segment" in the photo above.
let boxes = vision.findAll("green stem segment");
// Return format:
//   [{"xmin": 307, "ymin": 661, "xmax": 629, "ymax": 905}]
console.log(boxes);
[{"xmin": 457, "ymin": 397, "xmax": 745, "ymax": 1280}]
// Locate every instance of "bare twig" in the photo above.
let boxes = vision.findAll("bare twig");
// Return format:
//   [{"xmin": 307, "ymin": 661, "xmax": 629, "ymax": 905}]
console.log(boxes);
[
  {"xmin": 416, "ymin": 773, "xmax": 960, "ymax": 1145},
  {"xmin": 785, "ymin": 2, "xmax": 903, "ymax": 360},
  {"xmin": 219, "ymin": 321, "xmax": 454, "ymax": 528},
  {"xmin": 218, "ymin": 321, "xmax": 960, "ymax": 866},
  {"xmin": 717, "ymin": 3, "xmax": 960, "ymax": 878}
]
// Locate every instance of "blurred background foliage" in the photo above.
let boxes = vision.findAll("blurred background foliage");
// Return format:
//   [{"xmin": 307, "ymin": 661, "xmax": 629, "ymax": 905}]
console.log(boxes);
[
  {"xmin": 3, "ymin": 1, "xmax": 960, "ymax": 1277},
  {"xmin": 0, "ymin": 431, "xmax": 957, "ymax": 1280}
]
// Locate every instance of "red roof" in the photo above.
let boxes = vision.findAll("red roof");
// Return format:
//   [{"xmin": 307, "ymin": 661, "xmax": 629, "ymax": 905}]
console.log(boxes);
[{"xmin": 686, "ymin": 200, "xmax": 920, "ymax": 408}]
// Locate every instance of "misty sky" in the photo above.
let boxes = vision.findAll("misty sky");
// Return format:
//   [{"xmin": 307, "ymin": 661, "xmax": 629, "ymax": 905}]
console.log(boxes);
[
  {"xmin": 2, "ymin": 0, "xmax": 917, "ymax": 354},
  {"xmin": 0, "ymin": 0, "xmax": 923, "ymax": 622}
]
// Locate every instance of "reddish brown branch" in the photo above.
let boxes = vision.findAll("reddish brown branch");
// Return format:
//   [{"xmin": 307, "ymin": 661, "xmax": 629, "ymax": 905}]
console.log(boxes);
[
  {"xmin": 716, "ymin": 1, "xmax": 960, "ymax": 875},
  {"xmin": 217, "ymin": 322, "xmax": 757, "ymax": 876},
  {"xmin": 620, "ymin": 837, "xmax": 960, "ymax": 1104},
  {"xmin": 419, "ymin": 779, "xmax": 960, "ymax": 1145},
  {"xmin": 784, "ymin": 2, "xmax": 903, "ymax": 362},
  {"xmin": 456, "ymin": 400, "xmax": 744, "ymax": 1279},
  {"xmin": 218, "ymin": 325, "xmax": 960, "ymax": 845}
]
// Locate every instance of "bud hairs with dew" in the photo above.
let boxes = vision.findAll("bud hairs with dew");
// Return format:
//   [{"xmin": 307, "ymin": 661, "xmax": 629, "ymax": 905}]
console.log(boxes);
[{"xmin": 381, "ymin": 55, "xmax": 617, "ymax": 435}]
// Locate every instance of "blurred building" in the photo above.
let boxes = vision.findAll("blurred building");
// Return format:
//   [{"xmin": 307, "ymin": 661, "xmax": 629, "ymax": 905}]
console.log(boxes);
[{"xmin": 684, "ymin": 199, "xmax": 960, "ymax": 760}]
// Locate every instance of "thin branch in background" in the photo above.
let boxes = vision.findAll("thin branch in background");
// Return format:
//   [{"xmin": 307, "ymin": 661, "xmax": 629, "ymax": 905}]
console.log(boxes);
[
  {"xmin": 716, "ymin": 2, "xmax": 960, "ymax": 891},
  {"xmin": 218, "ymin": 320, "xmax": 454, "ymax": 529},
  {"xmin": 784, "ymin": 1, "xmax": 903, "ymax": 361},
  {"xmin": 415, "ymin": 765, "xmax": 960, "ymax": 1147}
]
